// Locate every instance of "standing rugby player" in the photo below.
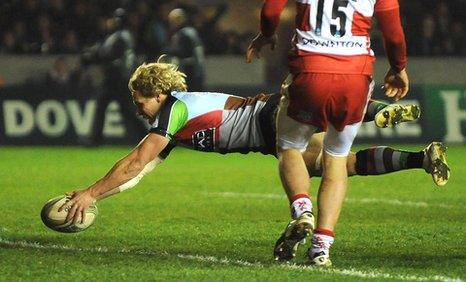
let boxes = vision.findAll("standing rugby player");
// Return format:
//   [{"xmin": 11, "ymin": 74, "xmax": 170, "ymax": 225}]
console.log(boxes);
[{"xmin": 247, "ymin": 0, "xmax": 409, "ymax": 265}]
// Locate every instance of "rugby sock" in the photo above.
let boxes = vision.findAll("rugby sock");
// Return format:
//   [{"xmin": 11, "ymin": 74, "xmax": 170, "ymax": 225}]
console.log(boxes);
[
  {"xmin": 290, "ymin": 194, "xmax": 312, "ymax": 219},
  {"xmin": 355, "ymin": 147, "xmax": 424, "ymax": 175},
  {"xmin": 363, "ymin": 100, "xmax": 389, "ymax": 122},
  {"xmin": 310, "ymin": 228, "xmax": 335, "ymax": 257}
]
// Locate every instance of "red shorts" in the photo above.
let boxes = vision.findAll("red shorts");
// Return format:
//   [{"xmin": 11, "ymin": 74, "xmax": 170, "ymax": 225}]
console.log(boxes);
[{"xmin": 287, "ymin": 73, "xmax": 372, "ymax": 131}]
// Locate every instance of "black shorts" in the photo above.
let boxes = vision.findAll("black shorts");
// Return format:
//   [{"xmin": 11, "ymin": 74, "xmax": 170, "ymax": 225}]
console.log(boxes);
[{"xmin": 258, "ymin": 93, "xmax": 280, "ymax": 157}]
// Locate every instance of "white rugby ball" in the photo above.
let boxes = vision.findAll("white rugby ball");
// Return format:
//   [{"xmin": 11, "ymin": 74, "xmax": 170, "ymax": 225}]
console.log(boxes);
[{"xmin": 41, "ymin": 195, "xmax": 98, "ymax": 233}]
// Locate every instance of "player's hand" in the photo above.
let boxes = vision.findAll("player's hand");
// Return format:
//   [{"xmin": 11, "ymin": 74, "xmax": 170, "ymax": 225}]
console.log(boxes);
[
  {"xmin": 58, "ymin": 189, "xmax": 96, "ymax": 224},
  {"xmin": 383, "ymin": 68, "xmax": 409, "ymax": 101},
  {"xmin": 246, "ymin": 33, "xmax": 278, "ymax": 63}
]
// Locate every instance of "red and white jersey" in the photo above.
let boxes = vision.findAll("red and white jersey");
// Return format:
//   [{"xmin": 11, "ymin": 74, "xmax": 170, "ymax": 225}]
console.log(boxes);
[
  {"xmin": 260, "ymin": 0, "xmax": 406, "ymax": 75},
  {"xmin": 293, "ymin": 0, "xmax": 382, "ymax": 56}
]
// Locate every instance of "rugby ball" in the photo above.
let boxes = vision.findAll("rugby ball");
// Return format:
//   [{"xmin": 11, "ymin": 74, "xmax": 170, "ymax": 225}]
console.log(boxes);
[{"xmin": 41, "ymin": 195, "xmax": 98, "ymax": 233}]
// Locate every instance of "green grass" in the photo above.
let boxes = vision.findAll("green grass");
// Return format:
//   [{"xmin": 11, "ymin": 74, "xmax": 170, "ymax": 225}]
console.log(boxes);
[{"xmin": 0, "ymin": 145, "xmax": 465, "ymax": 281}]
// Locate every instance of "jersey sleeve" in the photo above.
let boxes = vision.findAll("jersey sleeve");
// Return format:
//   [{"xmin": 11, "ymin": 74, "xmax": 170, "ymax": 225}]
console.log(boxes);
[
  {"xmin": 260, "ymin": 0, "xmax": 288, "ymax": 37},
  {"xmin": 374, "ymin": 0, "xmax": 399, "ymax": 12},
  {"xmin": 159, "ymin": 140, "xmax": 177, "ymax": 159},
  {"xmin": 149, "ymin": 96, "xmax": 188, "ymax": 140},
  {"xmin": 375, "ymin": 4, "xmax": 407, "ymax": 72}
]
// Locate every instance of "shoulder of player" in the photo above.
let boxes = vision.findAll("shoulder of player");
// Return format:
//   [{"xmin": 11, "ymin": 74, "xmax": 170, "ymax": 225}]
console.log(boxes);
[
  {"xmin": 149, "ymin": 95, "xmax": 188, "ymax": 140},
  {"xmin": 161, "ymin": 94, "xmax": 188, "ymax": 120},
  {"xmin": 152, "ymin": 95, "xmax": 186, "ymax": 125},
  {"xmin": 374, "ymin": 0, "xmax": 399, "ymax": 12}
]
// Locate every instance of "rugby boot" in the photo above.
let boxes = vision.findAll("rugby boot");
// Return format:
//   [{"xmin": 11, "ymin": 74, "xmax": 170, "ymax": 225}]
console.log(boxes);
[
  {"xmin": 424, "ymin": 142, "xmax": 450, "ymax": 186},
  {"xmin": 274, "ymin": 212, "xmax": 315, "ymax": 261},
  {"xmin": 375, "ymin": 104, "xmax": 421, "ymax": 128}
]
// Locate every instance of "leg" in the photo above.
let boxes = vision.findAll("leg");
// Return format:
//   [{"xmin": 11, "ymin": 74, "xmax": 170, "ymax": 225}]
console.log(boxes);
[
  {"xmin": 275, "ymin": 73, "xmax": 368, "ymax": 264},
  {"xmin": 275, "ymin": 94, "xmax": 317, "ymax": 206},
  {"xmin": 279, "ymin": 149, "xmax": 311, "ymax": 200},
  {"xmin": 353, "ymin": 142, "xmax": 450, "ymax": 186},
  {"xmin": 305, "ymin": 141, "xmax": 450, "ymax": 186},
  {"xmin": 273, "ymin": 96, "xmax": 317, "ymax": 261},
  {"xmin": 315, "ymin": 153, "xmax": 347, "ymax": 231},
  {"xmin": 308, "ymin": 122, "xmax": 361, "ymax": 267}
]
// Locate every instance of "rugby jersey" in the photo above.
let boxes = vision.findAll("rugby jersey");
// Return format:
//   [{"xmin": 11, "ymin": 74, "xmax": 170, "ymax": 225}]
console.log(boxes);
[
  {"xmin": 260, "ymin": 0, "xmax": 407, "ymax": 74},
  {"xmin": 149, "ymin": 91, "xmax": 275, "ymax": 155}
]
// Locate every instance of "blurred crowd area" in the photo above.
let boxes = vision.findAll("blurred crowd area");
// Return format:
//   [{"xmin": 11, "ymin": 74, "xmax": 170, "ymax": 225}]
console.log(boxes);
[
  {"xmin": 389, "ymin": 0, "xmax": 465, "ymax": 56},
  {"xmin": 0, "ymin": 0, "xmax": 465, "ymax": 57},
  {"xmin": 0, "ymin": 0, "xmax": 253, "ymax": 58}
]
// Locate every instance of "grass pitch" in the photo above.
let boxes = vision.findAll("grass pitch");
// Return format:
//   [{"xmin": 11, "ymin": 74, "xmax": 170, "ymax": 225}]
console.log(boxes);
[{"xmin": 0, "ymin": 145, "xmax": 465, "ymax": 281}]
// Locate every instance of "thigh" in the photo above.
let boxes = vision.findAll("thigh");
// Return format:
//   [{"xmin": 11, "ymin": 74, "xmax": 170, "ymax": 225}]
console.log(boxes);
[{"xmin": 323, "ymin": 122, "xmax": 362, "ymax": 157}]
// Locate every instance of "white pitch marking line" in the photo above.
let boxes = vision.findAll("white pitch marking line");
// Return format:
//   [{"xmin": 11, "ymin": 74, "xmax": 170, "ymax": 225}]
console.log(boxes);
[
  {"xmin": 0, "ymin": 238, "xmax": 462, "ymax": 282},
  {"xmin": 344, "ymin": 198, "xmax": 456, "ymax": 209},
  {"xmin": 203, "ymin": 192, "xmax": 460, "ymax": 209}
]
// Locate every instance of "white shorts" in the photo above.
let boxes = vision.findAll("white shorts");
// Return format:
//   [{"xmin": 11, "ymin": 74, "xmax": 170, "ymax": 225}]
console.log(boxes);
[
  {"xmin": 276, "ymin": 94, "xmax": 318, "ymax": 152},
  {"xmin": 323, "ymin": 123, "xmax": 361, "ymax": 157}
]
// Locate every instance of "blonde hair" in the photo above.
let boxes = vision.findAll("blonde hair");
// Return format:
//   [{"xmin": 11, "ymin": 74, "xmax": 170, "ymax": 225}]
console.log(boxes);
[{"xmin": 128, "ymin": 56, "xmax": 187, "ymax": 97}]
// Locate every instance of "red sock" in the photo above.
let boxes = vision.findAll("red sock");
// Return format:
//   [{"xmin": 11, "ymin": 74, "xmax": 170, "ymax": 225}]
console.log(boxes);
[{"xmin": 315, "ymin": 228, "xmax": 335, "ymax": 237}]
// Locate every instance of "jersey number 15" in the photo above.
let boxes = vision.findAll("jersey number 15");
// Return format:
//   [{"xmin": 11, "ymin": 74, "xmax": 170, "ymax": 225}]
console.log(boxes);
[{"xmin": 315, "ymin": 0, "xmax": 350, "ymax": 38}]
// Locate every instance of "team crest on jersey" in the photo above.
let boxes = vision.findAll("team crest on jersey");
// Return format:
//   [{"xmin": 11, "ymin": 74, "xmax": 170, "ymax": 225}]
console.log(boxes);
[{"xmin": 193, "ymin": 128, "xmax": 215, "ymax": 151}]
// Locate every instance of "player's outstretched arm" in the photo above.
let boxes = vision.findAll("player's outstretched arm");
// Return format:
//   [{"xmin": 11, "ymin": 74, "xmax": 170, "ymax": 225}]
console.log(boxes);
[
  {"xmin": 97, "ymin": 156, "xmax": 163, "ymax": 199},
  {"xmin": 59, "ymin": 133, "xmax": 169, "ymax": 223}
]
